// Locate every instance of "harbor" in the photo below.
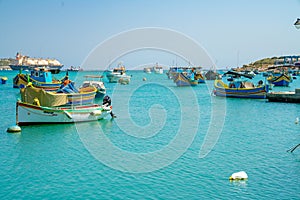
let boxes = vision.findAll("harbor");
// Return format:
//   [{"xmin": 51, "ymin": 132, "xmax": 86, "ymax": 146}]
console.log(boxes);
[{"xmin": 1, "ymin": 1, "xmax": 300, "ymax": 199}]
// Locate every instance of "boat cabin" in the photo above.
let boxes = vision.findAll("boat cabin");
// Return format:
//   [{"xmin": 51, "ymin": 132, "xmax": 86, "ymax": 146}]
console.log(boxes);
[{"xmin": 30, "ymin": 69, "xmax": 53, "ymax": 83}]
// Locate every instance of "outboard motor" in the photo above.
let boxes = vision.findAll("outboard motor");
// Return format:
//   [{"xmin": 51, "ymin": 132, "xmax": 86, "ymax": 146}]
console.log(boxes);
[
  {"xmin": 103, "ymin": 95, "xmax": 111, "ymax": 106},
  {"xmin": 102, "ymin": 95, "xmax": 116, "ymax": 118}
]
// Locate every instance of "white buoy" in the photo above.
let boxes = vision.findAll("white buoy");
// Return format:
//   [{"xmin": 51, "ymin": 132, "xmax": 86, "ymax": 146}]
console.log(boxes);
[
  {"xmin": 229, "ymin": 171, "xmax": 248, "ymax": 180},
  {"xmin": 295, "ymin": 117, "xmax": 299, "ymax": 124},
  {"xmin": 7, "ymin": 125, "xmax": 21, "ymax": 133},
  {"xmin": 143, "ymin": 77, "xmax": 147, "ymax": 81}
]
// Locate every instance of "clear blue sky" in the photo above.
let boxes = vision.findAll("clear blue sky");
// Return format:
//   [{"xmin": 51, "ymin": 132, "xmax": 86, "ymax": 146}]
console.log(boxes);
[{"xmin": 1, "ymin": 0, "xmax": 300, "ymax": 69}]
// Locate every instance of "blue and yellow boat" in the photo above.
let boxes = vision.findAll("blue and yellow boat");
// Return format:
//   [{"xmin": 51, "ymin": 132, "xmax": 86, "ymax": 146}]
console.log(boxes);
[
  {"xmin": 267, "ymin": 73, "xmax": 291, "ymax": 87},
  {"xmin": 13, "ymin": 68, "xmax": 62, "ymax": 91},
  {"xmin": 214, "ymin": 71, "xmax": 269, "ymax": 99},
  {"xmin": 173, "ymin": 72, "xmax": 198, "ymax": 87},
  {"xmin": 0, "ymin": 76, "xmax": 8, "ymax": 84}
]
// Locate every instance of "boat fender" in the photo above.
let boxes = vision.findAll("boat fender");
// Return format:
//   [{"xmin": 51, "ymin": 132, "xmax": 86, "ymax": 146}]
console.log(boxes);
[
  {"xmin": 33, "ymin": 97, "xmax": 40, "ymax": 106},
  {"xmin": 229, "ymin": 171, "xmax": 248, "ymax": 181},
  {"xmin": 7, "ymin": 125, "xmax": 21, "ymax": 133},
  {"xmin": 91, "ymin": 110, "xmax": 102, "ymax": 116}
]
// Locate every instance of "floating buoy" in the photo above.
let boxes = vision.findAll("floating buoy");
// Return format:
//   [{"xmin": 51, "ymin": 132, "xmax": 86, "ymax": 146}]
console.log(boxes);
[
  {"xmin": 229, "ymin": 171, "xmax": 248, "ymax": 180},
  {"xmin": 7, "ymin": 125, "xmax": 21, "ymax": 133},
  {"xmin": 143, "ymin": 77, "xmax": 147, "ymax": 81},
  {"xmin": 295, "ymin": 117, "xmax": 299, "ymax": 124}
]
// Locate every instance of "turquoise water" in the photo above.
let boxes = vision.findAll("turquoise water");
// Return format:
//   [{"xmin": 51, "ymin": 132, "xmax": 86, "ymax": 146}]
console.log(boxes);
[{"xmin": 0, "ymin": 70, "xmax": 300, "ymax": 199}]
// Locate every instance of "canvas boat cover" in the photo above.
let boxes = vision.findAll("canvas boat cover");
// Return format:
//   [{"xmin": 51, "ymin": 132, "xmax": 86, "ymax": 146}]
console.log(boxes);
[{"xmin": 21, "ymin": 86, "xmax": 69, "ymax": 107}]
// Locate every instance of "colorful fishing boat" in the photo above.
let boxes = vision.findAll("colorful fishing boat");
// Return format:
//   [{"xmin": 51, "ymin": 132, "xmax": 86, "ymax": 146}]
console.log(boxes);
[
  {"xmin": 13, "ymin": 68, "xmax": 62, "ymax": 91},
  {"xmin": 173, "ymin": 72, "xmax": 198, "ymax": 86},
  {"xmin": 213, "ymin": 71, "xmax": 269, "ymax": 99},
  {"xmin": 0, "ymin": 76, "xmax": 8, "ymax": 84},
  {"xmin": 167, "ymin": 66, "xmax": 205, "ymax": 83},
  {"xmin": 80, "ymin": 75, "xmax": 106, "ymax": 98},
  {"xmin": 267, "ymin": 73, "xmax": 291, "ymax": 86},
  {"xmin": 16, "ymin": 101, "xmax": 112, "ymax": 126},
  {"xmin": 194, "ymin": 69, "xmax": 205, "ymax": 83}
]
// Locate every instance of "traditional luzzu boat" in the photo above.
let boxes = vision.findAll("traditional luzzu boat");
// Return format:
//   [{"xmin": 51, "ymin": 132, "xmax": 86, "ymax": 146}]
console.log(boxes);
[
  {"xmin": 267, "ymin": 73, "xmax": 291, "ymax": 87},
  {"xmin": 17, "ymin": 84, "xmax": 111, "ymax": 125},
  {"xmin": 168, "ymin": 66, "xmax": 204, "ymax": 86},
  {"xmin": 16, "ymin": 101, "xmax": 112, "ymax": 125},
  {"xmin": 13, "ymin": 68, "xmax": 62, "ymax": 91},
  {"xmin": 173, "ymin": 72, "xmax": 198, "ymax": 86},
  {"xmin": 194, "ymin": 70, "xmax": 205, "ymax": 83},
  {"xmin": 1, "ymin": 76, "xmax": 8, "ymax": 84},
  {"xmin": 213, "ymin": 71, "xmax": 269, "ymax": 99}
]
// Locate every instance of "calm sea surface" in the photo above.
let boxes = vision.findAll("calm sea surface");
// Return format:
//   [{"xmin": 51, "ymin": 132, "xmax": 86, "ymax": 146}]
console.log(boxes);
[{"xmin": 0, "ymin": 70, "xmax": 300, "ymax": 199}]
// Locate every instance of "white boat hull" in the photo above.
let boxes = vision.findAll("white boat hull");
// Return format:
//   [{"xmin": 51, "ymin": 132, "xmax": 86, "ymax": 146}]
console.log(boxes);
[
  {"xmin": 107, "ymin": 74, "xmax": 131, "ymax": 83},
  {"xmin": 17, "ymin": 102, "xmax": 112, "ymax": 125}
]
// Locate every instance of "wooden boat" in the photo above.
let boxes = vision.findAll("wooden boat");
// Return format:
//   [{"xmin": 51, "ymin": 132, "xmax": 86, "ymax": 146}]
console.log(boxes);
[
  {"xmin": 20, "ymin": 84, "xmax": 97, "ymax": 106},
  {"xmin": 106, "ymin": 65, "xmax": 131, "ymax": 83},
  {"xmin": 13, "ymin": 68, "xmax": 62, "ymax": 91},
  {"xmin": 194, "ymin": 70, "xmax": 205, "ymax": 83},
  {"xmin": 267, "ymin": 73, "xmax": 291, "ymax": 86},
  {"xmin": 214, "ymin": 71, "xmax": 269, "ymax": 99},
  {"xmin": 173, "ymin": 72, "xmax": 198, "ymax": 86},
  {"xmin": 80, "ymin": 75, "xmax": 106, "ymax": 98},
  {"xmin": 0, "ymin": 76, "xmax": 7, "ymax": 84},
  {"xmin": 16, "ymin": 101, "xmax": 112, "ymax": 126},
  {"xmin": 214, "ymin": 80, "xmax": 269, "ymax": 99}
]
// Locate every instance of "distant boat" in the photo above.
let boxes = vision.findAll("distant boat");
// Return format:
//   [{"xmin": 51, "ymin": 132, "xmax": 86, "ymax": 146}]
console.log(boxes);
[
  {"xmin": 173, "ymin": 72, "xmax": 198, "ymax": 87},
  {"xmin": 1, "ymin": 76, "xmax": 8, "ymax": 84},
  {"xmin": 16, "ymin": 101, "xmax": 112, "ymax": 126},
  {"xmin": 67, "ymin": 66, "xmax": 83, "ymax": 71},
  {"xmin": 153, "ymin": 64, "xmax": 163, "ymax": 74},
  {"xmin": 13, "ymin": 68, "xmax": 62, "ymax": 91},
  {"xmin": 9, "ymin": 52, "xmax": 63, "ymax": 73},
  {"xmin": 267, "ymin": 73, "xmax": 291, "ymax": 87},
  {"xmin": 144, "ymin": 67, "xmax": 152, "ymax": 73},
  {"xmin": 294, "ymin": 18, "xmax": 300, "ymax": 29},
  {"xmin": 214, "ymin": 71, "xmax": 269, "ymax": 99},
  {"xmin": 205, "ymin": 70, "xmax": 220, "ymax": 80},
  {"xmin": 193, "ymin": 68, "xmax": 205, "ymax": 83},
  {"xmin": 106, "ymin": 65, "xmax": 131, "ymax": 83},
  {"xmin": 80, "ymin": 75, "xmax": 106, "ymax": 98}
]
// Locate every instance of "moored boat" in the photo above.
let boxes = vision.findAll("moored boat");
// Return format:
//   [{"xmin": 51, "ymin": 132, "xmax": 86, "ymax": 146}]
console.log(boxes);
[
  {"xmin": 16, "ymin": 101, "xmax": 112, "ymax": 125},
  {"xmin": 153, "ymin": 64, "xmax": 163, "ymax": 74},
  {"xmin": 173, "ymin": 72, "xmax": 198, "ymax": 87},
  {"xmin": 21, "ymin": 83, "xmax": 97, "ymax": 106},
  {"xmin": 106, "ymin": 65, "xmax": 131, "ymax": 83},
  {"xmin": 213, "ymin": 71, "xmax": 269, "ymax": 99},
  {"xmin": 267, "ymin": 73, "xmax": 291, "ymax": 86},
  {"xmin": 13, "ymin": 68, "xmax": 62, "ymax": 91},
  {"xmin": 80, "ymin": 75, "xmax": 106, "ymax": 98},
  {"xmin": 144, "ymin": 67, "xmax": 152, "ymax": 73},
  {"xmin": 1, "ymin": 76, "xmax": 8, "ymax": 84}
]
